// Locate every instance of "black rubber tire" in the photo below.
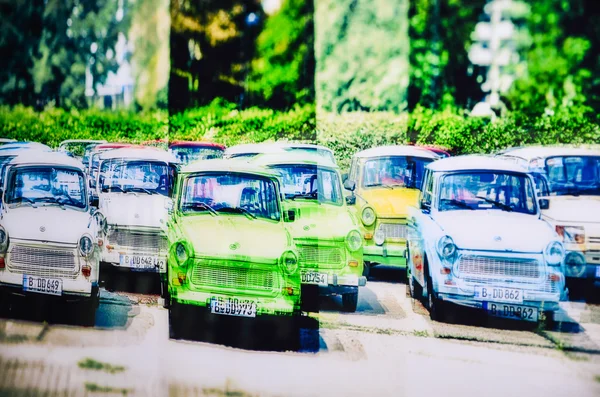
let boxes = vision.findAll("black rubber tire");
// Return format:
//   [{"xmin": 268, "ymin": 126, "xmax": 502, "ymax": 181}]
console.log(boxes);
[
  {"xmin": 160, "ymin": 278, "xmax": 170, "ymax": 309},
  {"xmin": 168, "ymin": 300, "xmax": 182, "ymax": 340},
  {"xmin": 341, "ymin": 292, "xmax": 358, "ymax": 312},
  {"xmin": 362, "ymin": 262, "xmax": 371, "ymax": 279},
  {"xmin": 408, "ymin": 272, "xmax": 423, "ymax": 300},
  {"xmin": 583, "ymin": 280, "xmax": 599, "ymax": 304},
  {"xmin": 423, "ymin": 262, "xmax": 445, "ymax": 322}
]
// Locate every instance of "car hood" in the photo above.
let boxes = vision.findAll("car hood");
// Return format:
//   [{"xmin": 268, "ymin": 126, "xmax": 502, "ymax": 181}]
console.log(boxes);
[
  {"xmin": 99, "ymin": 193, "xmax": 169, "ymax": 229},
  {"xmin": 543, "ymin": 196, "xmax": 600, "ymax": 223},
  {"xmin": 286, "ymin": 201, "xmax": 357, "ymax": 241},
  {"xmin": 178, "ymin": 215, "xmax": 291, "ymax": 262},
  {"xmin": 434, "ymin": 211, "xmax": 556, "ymax": 253},
  {"xmin": 2, "ymin": 206, "xmax": 94, "ymax": 244},
  {"xmin": 359, "ymin": 188, "xmax": 420, "ymax": 218}
]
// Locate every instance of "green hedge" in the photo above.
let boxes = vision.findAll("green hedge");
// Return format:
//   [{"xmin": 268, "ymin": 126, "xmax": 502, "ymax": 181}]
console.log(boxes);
[{"xmin": 2, "ymin": 104, "xmax": 598, "ymax": 172}]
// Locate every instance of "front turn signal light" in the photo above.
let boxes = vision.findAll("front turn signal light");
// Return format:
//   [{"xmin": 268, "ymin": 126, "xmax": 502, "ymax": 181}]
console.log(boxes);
[
  {"xmin": 283, "ymin": 287, "xmax": 294, "ymax": 296},
  {"xmin": 177, "ymin": 272, "xmax": 186, "ymax": 285},
  {"xmin": 348, "ymin": 260, "xmax": 358, "ymax": 267},
  {"xmin": 0, "ymin": 257, "xmax": 5, "ymax": 269},
  {"xmin": 82, "ymin": 265, "xmax": 91, "ymax": 278},
  {"xmin": 364, "ymin": 233, "xmax": 373, "ymax": 240},
  {"xmin": 547, "ymin": 273, "xmax": 561, "ymax": 282}
]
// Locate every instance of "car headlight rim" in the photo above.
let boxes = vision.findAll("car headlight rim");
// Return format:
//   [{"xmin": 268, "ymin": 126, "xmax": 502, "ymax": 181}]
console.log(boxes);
[
  {"xmin": 346, "ymin": 230, "xmax": 363, "ymax": 252},
  {"xmin": 280, "ymin": 250, "xmax": 298, "ymax": 275},
  {"xmin": 175, "ymin": 242, "xmax": 189, "ymax": 265},
  {"xmin": 78, "ymin": 234, "xmax": 94, "ymax": 258},
  {"xmin": 0, "ymin": 226, "xmax": 8, "ymax": 254},
  {"xmin": 373, "ymin": 227, "xmax": 385, "ymax": 246},
  {"xmin": 436, "ymin": 235, "xmax": 457, "ymax": 261},
  {"xmin": 361, "ymin": 207, "xmax": 376, "ymax": 227},
  {"xmin": 545, "ymin": 241, "xmax": 565, "ymax": 266}
]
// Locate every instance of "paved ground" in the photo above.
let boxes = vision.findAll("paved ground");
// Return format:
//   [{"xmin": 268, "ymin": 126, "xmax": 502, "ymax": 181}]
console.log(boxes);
[{"xmin": 0, "ymin": 267, "xmax": 599, "ymax": 396}]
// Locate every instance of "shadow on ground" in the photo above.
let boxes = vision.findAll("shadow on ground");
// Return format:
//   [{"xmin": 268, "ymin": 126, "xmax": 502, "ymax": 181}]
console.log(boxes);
[
  {"xmin": 0, "ymin": 289, "xmax": 135, "ymax": 329},
  {"xmin": 168, "ymin": 304, "xmax": 321, "ymax": 353},
  {"xmin": 100, "ymin": 267, "xmax": 161, "ymax": 295}
]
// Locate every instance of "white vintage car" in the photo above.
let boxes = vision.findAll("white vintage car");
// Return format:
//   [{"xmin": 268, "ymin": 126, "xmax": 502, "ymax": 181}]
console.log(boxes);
[
  {"xmin": 407, "ymin": 155, "xmax": 567, "ymax": 323},
  {"xmin": 95, "ymin": 147, "xmax": 179, "ymax": 281},
  {"xmin": 0, "ymin": 152, "xmax": 100, "ymax": 324},
  {"xmin": 499, "ymin": 146, "xmax": 600, "ymax": 300}
]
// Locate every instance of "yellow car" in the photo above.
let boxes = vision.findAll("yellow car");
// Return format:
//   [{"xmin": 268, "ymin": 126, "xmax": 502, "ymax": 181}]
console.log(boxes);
[{"xmin": 343, "ymin": 146, "xmax": 440, "ymax": 277}]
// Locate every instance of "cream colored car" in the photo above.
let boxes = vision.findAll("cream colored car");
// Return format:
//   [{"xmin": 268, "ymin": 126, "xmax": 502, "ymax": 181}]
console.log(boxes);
[{"xmin": 0, "ymin": 152, "xmax": 100, "ymax": 325}]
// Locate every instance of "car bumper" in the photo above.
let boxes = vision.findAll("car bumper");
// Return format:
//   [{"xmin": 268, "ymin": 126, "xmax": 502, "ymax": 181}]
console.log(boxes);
[
  {"xmin": 101, "ymin": 248, "xmax": 167, "ymax": 273},
  {"xmin": 438, "ymin": 292, "xmax": 561, "ymax": 312},
  {"xmin": 363, "ymin": 243, "xmax": 407, "ymax": 266},
  {"xmin": 171, "ymin": 289, "xmax": 300, "ymax": 316},
  {"xmin": 0, "ymin": 272, "xmax": 94, "ymax": 299}
]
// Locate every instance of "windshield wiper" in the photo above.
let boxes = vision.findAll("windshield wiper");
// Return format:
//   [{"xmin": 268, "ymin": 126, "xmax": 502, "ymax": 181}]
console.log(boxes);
[
  {"xmin": 442, "ymin": 198, "xmax": 473, "ymax": 210},
  {"xmin": 289, "ymin": 192, "xmax": 318, "ymax": 200},
  {"xmin": 126, "ymin": 187, "xmax": 155, "ymax": 195},
  {"xmin": 216, "ymin": 206, "xmax": 257, "ymax": 219},
  {"xmin": 181, "ymin": 202, "xmax": 218, "ymax": 216},
  {"xmin": 476, "ymin": 196, "xmax": 513, "ymax": 212},
  {"xmin": 14, "ymin": 196, "xmax": 37, "ymax": 208},
  {"xmin": 33, "ymin": 197, "xmax": 66, "ymax": 209},
  {"xmin": 364, "ymin": 183, "xmax": 393, "ymax": 189},
  {"xmin": 102, "ymin": 185, "xmax": 125, "ymax": 193}
]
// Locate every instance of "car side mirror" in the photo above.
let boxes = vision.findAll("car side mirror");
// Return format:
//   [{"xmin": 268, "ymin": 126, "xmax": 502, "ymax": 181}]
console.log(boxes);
[
  {"xmin": 539, "ymin": 198, "xmax": 549, "ymax": 210},
  {"xmin": 420, "ymin": 201, "xmax": 431, "ymax": 213},
  {"xmin": 90, "ymin": 196, "xmax": 99, "ymax": 208},
  {"xmin": 165, "ymin": 198, "xmax": 174, "ymax": 215},
  {"xmin": 343, "ymin": 179, "xmax": 355, "ymax": 191},
  {"xmin": 345, "ymin": 195, "xmax": 356, "ymax": 206},
  {"xmin": 284, "ymin": 209, "xmax": 296, "ymax": 222}
]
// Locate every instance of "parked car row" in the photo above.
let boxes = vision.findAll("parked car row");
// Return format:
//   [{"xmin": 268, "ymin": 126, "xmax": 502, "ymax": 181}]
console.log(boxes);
[{"xmin": 0, "ymin": 138, "xmax": 598, "ymax": 331}]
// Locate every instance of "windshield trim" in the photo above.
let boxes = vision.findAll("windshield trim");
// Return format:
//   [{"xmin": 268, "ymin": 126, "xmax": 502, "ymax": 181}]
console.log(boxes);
[
  {"xmin": 435, "ymin": 170, "xmax": 539, "ymax": 216},
  {"xmin": 360, "ymin": 155, "xmax": 431, "ymax": 190},
  {"xmin": 4, "ymin": 164, "xmax": 89, "ymax": 212},
  {"xmin": 177, "ymin": 171, "xmax": 282, "ymax": 222}
]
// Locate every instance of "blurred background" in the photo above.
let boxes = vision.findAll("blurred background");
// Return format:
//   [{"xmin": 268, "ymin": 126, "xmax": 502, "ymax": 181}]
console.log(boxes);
[{"xmin": 1, "ymin": 0, "xmax": 599, "ymax": 165}]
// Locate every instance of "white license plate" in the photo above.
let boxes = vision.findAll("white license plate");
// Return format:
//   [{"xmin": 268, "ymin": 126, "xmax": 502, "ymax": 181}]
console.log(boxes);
[
  {"xmin": 483, "ymin": 302, "xmax": 539, "ymax": 322},
  {"xmin": 119, "ymin": 254, "xmax": 164, "ymax": 270},
  {"xmin": 474, "ymin": 286, "xmax": 523, "ymax": 303},
  {"xmin": 210, "ymin": 297, "xmax": 257, "ymax": 318},
  {"xmin": 22, "ymin": 275, "xmax": 62, "ymax": 296},
  {"xmin": 301, "ymin": 271, "xmax": 328, "ymax": 286}
]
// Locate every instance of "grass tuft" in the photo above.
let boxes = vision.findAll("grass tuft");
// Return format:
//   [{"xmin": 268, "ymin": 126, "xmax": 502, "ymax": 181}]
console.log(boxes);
[{"xmin": 78, "ymin": 358, "xmax": 126, "ymax": 374}]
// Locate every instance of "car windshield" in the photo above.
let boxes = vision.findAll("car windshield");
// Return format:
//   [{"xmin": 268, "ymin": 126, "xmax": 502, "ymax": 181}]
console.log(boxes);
[
  {"xmin": 98, "ymin": 159, "xmax": 175, "ymax": 196},
  {"xmin": 180, "ymin": 172, "xmax": 280, "ymax": 221},
  {"xmin": 438, "ymin": 171, "xmax": 537, "ymax": 215},
  {"xmin": 544, "ymin": 156, "xmax": 600, "ymax": 196},
  {"xmin": 169, "ymin": 146, "xmax": 224, "ymax": 164},
  {"xmin": 270, "ymin": 164, "xmax": 343, "ymax": 205},
  {"xmin": 5, "ymin": 166, "xmax": 86, "ymax": 209},
  {"xmin": 362, "ymin": 156, "xmax": 432, "ymax": 189}
]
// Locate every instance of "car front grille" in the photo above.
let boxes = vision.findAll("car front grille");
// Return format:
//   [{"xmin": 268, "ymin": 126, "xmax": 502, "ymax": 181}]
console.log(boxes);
[
  {"xmin": 297, "ymin": 245, "xmax": 345, "ymax": 269},
  {"xmin": 110, "ymin": 230, "xmax": 167, "ymax": 251},
  {"xmin": 378, "ymin": 223, "xmax": 407, "ymax": 240},
  {"xmin": 8, "ymin": 245, "xmax": 78, "ymax": 279},
  {"xmin": 458, "ymin": 255, "xmax": 541, "ymax": 281},
  {"xmin": 190, "ymin": 262, "xmax": 276, "ymax": 294}
]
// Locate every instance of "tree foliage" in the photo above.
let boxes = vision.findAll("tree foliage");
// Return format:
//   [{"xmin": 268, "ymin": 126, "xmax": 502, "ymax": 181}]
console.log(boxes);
[
  {"xmin": 247, "ymin": 0, "xmax": 315, "ymax": 109},
  {"xmin": 315, "ymin": 0, "xmax": 410, "ymax": 113}
]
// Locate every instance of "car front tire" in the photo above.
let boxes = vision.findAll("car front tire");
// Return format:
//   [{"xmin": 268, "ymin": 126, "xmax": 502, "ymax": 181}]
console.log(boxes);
[{"xmin": 341, "ymin": 291, "xmax": 358, "ymax": 312}]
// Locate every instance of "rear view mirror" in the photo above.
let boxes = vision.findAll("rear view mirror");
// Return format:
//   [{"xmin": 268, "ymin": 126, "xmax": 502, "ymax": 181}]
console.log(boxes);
[
  {"xmin": 284, "ymin": 209, "xmax": 296, "ymax": 222},
  {"xmin": 539, "ymin": 198, "xmax": 549, "ymax": 210},
  {"xmin": 343, "ymin": 179, "xmax": 355, "ymax": 191}
]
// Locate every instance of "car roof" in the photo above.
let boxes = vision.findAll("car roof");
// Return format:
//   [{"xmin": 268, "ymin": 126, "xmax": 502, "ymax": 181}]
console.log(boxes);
[
  {"xmin": 0, "ymin": 142, "xmax": 52, "ymax": 151},
  {"xmin": 250, "ymin": 151, "xmax": 338, "ymax": 169},
  {"xmin": 427, "ymin": 154, "xmax": 530, "ymax": 173},
  {"xmin": 354, "ymin": 145, "xmax": 440, "ymax": 159},
  {"xmin": 180, "ymin": 158, "xmax": 279, "ymax": 178},
  {"xmin": 169, "ymin": 141, "xmax": 226, "ymax": 149},
  {"xmin": 224, "ymin": 143, "xmax": 288, "ymax": 156},
  {"xmin": 94, "ymin": 143, "xmax": 138, "ymax": 150},
  {"xmin": 98, "ymin": 147, "xmax": 180, "ymax": 163},
  {"xmin": 7, "ymin": 151, "xmax": 85, "ymax": 170},
  {"xmin": 272, "ymin": 142, "xmax": 333, "ymax": 153},
  {"xmin": 498, "ymin": 145, "xmax": 600, "ymax": 161},
  {"xmin": 59, "ymin": 139, "xmax": 107, "ymax": 146}
]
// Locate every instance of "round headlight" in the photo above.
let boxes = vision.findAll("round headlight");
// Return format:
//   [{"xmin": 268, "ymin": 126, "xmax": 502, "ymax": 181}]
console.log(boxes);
[
  {"xmin": 79, "ymin": 235, "xmax": 94, "ymax": 257},
  {"xmin": 175, "ymin": 243, "xmax": 188, "ymax": 265},
  {"xmin": 281, "ymin": 250, "xmax": 298, "ymax": 275},
  {"xmin": 545, "ymin": 241, "xmax": 565, "ymax": 266},
  {"xmin": 436, "ymin": 235, "xmax": 457, "ymax": 260},
  {"xmin": 0, "ymin": 228, "xmax": 7, "ymax": 246},
  {"xmin": 346, "ymin": 230, "xmax": 362, "ymax": 252},
  {"xmin": 361, "ymin": 207, "xmax": 376, "ymax": 226},
  {"xmin": 374, "ymin": 227, "xmax": 385, "ymax": 246},
  {"xmin": 564, "ymin": 252, "xmax": 586, "ymax": 277}
]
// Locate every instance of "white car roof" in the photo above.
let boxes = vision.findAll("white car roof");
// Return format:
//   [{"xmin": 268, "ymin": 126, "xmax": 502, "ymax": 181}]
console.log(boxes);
[
  {"xmin": 224, "ymin": 143, "xmax": 287, "ymax": 156},
  {"xmin": 354, "ymin": 145, "xmax": 439, "ymax": 159},
  {"xmin": 7, "ymin": 151, "xmax": 85, "ymax": 171},
  {"xmin": 428, "ymin": 155, "xmax": 529, "ymax": 173},
  {"xmin": 499, "ymin": 146, "xmax": 600, "ymax": 161},
  {"xmin": 273, "ymin": 142, "xmax": 334, "ymax": 153},
  {"xmin": 98, "ymin": 147, "xmax": 180, "ymax": 163},
  {"xmin": 250, "ymin": 151, "xmax": 338, "ymax": 169}
]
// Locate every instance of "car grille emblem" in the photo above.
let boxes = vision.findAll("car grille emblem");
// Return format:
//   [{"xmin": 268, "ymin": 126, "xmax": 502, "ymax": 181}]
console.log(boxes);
[
  {"xmin": 494, "ymin": 236, "xmax": 502, "ymax": 242},
  {"xmin": 40, "ymin": 226, "xmax": 46, "ymax": 232},
  {"xmin": 230, "ymin": 242, "xmax": 239, "ymax": 251}
]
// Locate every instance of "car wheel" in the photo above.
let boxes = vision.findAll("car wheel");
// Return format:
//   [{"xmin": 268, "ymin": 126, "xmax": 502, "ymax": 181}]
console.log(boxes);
[
  {"xmin": 583, "ymin": 280, "xmax": 599, "ymax": 304},
  {"xmin": 160, "ymin": 279, "xmax": 170, "ymax": 309},
  {"xmin": 541, "ymin": 311, "xmax": 556, "ymax": 330},
  {"xmin": 362, "ymin": 262, "xmax": 371, "ymax": 279},
  {"xmin": 341, "ymin": 292, "xmax": 358, "ymax": 312},
  {"xmin": 423, "ymin": 264, "xmax": 445, "ymax": 322},
  {"xmin": 408, "ymin": 272, "xmax": 423, "ymax": 300},
  {"xmin": 77, "ymin": 294, "xmax": 98, "ymax": 327},
  {"xmin": 168, "ymin": 300, "xmax": 181, "ymax": 340}
]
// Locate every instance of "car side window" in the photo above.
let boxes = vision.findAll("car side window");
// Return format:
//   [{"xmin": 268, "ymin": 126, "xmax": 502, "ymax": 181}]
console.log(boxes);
[{"xmin": 420, "ymin": 170, "xmax": 434, "ymax": 208}]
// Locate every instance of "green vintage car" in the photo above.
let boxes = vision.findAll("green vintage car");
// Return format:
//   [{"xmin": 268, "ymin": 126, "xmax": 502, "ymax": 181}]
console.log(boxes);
[
  {"xmin": 251, "ymin": 152, "xmax": 365, "ymax": 312},
  {"xmin": 165, "ymin": 159, "xmax": 301, "ymax": 336}
]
